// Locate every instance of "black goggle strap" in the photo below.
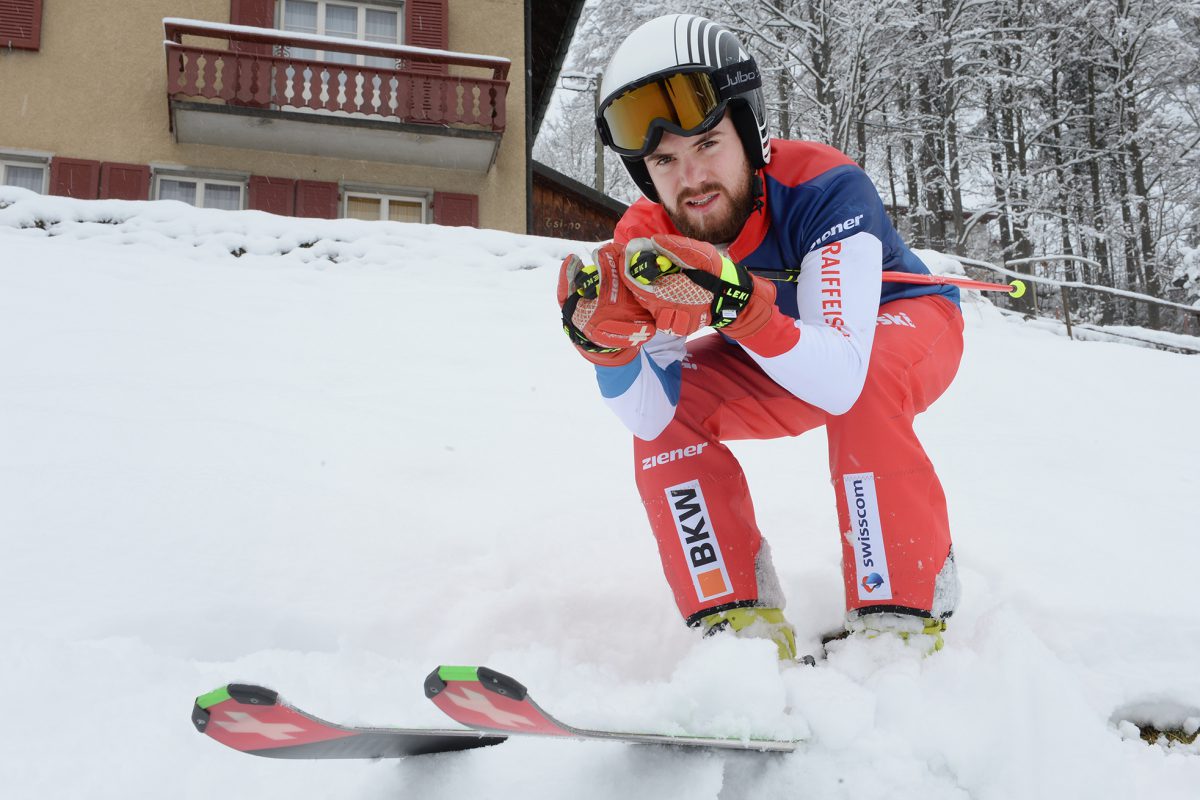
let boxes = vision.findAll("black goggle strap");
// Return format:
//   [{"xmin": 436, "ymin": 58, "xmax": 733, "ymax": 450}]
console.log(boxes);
[
  {"xmin": 598, "ymin": 59, "xmax": 760, "ymax": 117},
  {"xmin": 709, "ymin": 60, "xmax": 762, "ymax": 101}
]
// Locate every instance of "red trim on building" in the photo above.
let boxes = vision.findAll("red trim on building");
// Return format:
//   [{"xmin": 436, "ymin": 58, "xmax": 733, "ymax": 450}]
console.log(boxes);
[
  {"xmin": 404, "ymin": 0, "xmax": 448, "ymax": 75},
  {"xmin": 248, "ymin": 175, "xmax": 296, "ymax": 216},
  {"xmin": 0, "ymin": 0, "xmax": 42, "ymax": 51},
  {"xmin": 229, "ymin": 0, "xmax": 275, "ymax": 54},
  {"xmin": 433, "ymin": 192, "xmax": 479, "ymax": 227},
  {"xmin": 295, "ymin": 180, "xmax": 339, "ymax": 218},
  {"xmin": 49, "ymin": 158, "xmax": 101, "ymax": 199},
  {"xmin": 99, "ymin": 163, "xmax": 151, "ymax": 201}
]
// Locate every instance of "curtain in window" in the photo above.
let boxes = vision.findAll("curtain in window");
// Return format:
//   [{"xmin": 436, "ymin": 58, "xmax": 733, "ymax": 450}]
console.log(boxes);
[
  {"xmin": 322, "ymin": 4, "xmax": 358, "ymax": 65},
  {"xmin": 3, "ymin": 165, "xmax": 45, "ymax": 193},
  {"xmin": 284, "ymin": 0, "xmax": 319, "ymax": 32},
  {"xmin": 388, "ymin": 199, "xmax": 423, "ymax": 224},
  {"xmin": 345, "ymin": 195, "xmax": 424, "ymax": 223},
  {"xmin": 284, "ymin": 0, "xmax": 319, "ymax": 60},
  {"xmin": 364, "ymin": 8, "xmax": 399, "ymax": 69},
  {"xmin": 204, "ymin": 185, "xmax": 243, "ymax": 211},
  {"xmin": 365, "ymin": 9, "xmax": 397, "ymax": 40},
  {"xmin": 345, "ymin": 195, "xmax": 382, "ymax": 220},
  {"xmin": 160, "ymin": 179, "xmax": 197, "ymax": 205},
  {"xmin": 281, "ymin": 1, "xmax": 401, "ymax": 68},
  {"xmin": 325, "ymin": 3, "xmax": 357, "ymax": 34}
]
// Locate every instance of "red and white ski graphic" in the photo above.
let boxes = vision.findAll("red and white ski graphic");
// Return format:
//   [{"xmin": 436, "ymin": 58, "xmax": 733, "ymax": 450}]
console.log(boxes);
[
  {"xmin": 424, "ymin": 665, "xmax": 799, "ymax": 753},
  {"xmin": 192, "ymin": 667, "xmax": 801, "ymax": 761},
  {"xmin": 193, "ymin": 683, "xmax": 502, "ymax": 759}
]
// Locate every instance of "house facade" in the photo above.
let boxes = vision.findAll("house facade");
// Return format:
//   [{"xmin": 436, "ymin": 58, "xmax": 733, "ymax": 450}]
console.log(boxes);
[{"xmin": 0, "ymin": 0, "xmax": 525, "ymax": 231}]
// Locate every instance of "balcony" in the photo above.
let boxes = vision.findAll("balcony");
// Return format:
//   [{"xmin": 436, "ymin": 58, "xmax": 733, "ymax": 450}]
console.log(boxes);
[{"xmin": 163, "ymin": 18, "xmax": 510, "ymax": 172}]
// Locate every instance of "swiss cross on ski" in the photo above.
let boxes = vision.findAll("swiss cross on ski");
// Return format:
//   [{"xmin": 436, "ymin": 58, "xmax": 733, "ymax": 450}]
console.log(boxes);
[
  {"xmin": 192, "ymin": 666, "xmax": 800, "ymax": 760},
  {"xmin": 214, "ymin": 710, "xmax": 305, "ymax": 741},
  {"xmin": 424, "ymin": 666, "xmax": 570, "ymax": 737}
]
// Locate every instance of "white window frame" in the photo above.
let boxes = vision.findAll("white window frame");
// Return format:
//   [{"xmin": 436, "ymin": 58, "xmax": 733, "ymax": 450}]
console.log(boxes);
[
  {"xmin": 343, "ymin": 189, "xmax": 429, "ymax": 223},
  {"xmin": 278, "ymin": 0, "xmax": 405, "ymax": 66},
  {"xmin": 0, "ymin": 153, "xmax": 50, "ymax": 194},
  {"xmin": 153, "ymin": 172, "xmax": 247, "ymax": 211}
]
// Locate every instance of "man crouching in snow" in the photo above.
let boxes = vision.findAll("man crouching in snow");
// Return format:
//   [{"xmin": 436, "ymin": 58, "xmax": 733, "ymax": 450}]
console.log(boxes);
[{"xmin": 556, "ymin": 14, "xmax": 963, "ymax": 660}]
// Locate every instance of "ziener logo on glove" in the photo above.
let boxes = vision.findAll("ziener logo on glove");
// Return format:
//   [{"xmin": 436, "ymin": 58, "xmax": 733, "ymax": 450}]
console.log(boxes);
[{"xmin": 666, "ymin": 480, "xmax": 733, "ymax": 603}]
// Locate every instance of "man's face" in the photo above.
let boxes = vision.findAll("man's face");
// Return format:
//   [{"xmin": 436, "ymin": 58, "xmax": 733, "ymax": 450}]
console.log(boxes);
[{"xmin": 643, "ymin": 115, "xmax": 755, "ymax": 244}]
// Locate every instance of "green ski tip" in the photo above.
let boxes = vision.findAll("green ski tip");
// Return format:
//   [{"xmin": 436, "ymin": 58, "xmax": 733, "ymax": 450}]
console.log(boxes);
[
  {"xmin": 437, "ymin": 666, "xmax": 480, "ymax": 683},
  {"xmin": 195, "ymin": 686, "xmax": 232, "ymax": 710}
]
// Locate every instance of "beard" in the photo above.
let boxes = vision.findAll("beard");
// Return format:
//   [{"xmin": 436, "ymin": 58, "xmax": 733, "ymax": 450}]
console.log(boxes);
[{"xmin": 662, "ymin": 172, "xmax": 756, "ymax": 244}]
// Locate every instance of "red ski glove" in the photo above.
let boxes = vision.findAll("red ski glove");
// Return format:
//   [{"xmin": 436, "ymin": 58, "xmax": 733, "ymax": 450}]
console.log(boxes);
[
  {"xmin": 557, "ymin": 242, "xmax": 656, "ymax": 366},
  {"xmin": 622, "ymin": 235, "xmax": 776, "ymax": 339}
]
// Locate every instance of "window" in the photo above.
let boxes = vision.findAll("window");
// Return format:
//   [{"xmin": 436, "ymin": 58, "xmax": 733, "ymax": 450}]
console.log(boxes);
[
  {"xmin": 344, "ymin": 191, "xmax": 427, "ymax": 223},
  {"xmin": 1, "ymin": 157, "xmax": 48, "ymax": 193},
  {"xmin": 281, "ymin": 0, "xmax": 402, "ymax": 68},
  {"xmin": 156, "ymin": 175, "xmax": 245, "ymax": 210}
]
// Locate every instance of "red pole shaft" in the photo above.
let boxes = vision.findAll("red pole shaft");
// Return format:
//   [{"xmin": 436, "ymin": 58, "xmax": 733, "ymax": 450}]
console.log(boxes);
[{"xmin": 881, "ymin": 272, "xmax": 1015, "ymax": 294}]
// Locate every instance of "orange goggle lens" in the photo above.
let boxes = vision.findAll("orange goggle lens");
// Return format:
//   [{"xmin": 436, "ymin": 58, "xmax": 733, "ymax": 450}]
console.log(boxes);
[{"xmin": 600, "ymin": 72, "xmax": 722, "ymax": 155}]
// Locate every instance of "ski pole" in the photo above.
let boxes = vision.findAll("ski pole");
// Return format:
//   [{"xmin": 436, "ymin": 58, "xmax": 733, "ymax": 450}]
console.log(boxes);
[
  {"xmin": 879, "ymin": 271, "xmax": 1027, "ymax": 298},
  {"xmin": 749, "ymin": 268, "xmax": 1027, "ymax": 298}
]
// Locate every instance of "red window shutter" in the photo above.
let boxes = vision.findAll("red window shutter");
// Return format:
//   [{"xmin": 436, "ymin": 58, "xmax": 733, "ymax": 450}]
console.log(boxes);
[
  {"xmin": 229, "ymin": 0, "xmax": 275, "ymax": 27},
  {"xmin": 0, "ymin": 0, "xmax": 43, "ymax": 51},
  {"xmin": 49, "ymin": 157, "xmax": 101, "ymax": 199},
  {"xmin": 405, "ymin": 0, "xmax": 448, "ymax": 75},
  {"xmin": 229, "ymin": 0, "xmax": 275, "ymax": 54},
  {"xmin": 433, "ymin": 192, "xmax": 478, "ymax": 228},
  {"xmin": 295, "ymin": 180, "xmax": 339, "ymax": 218},
  {"xmin": 99, "ymin": 163, "xmax": 151, "ymax": 201},
  {"xmin": 248, "ymin": 175, "xmax": 296, "ymax": 215}
]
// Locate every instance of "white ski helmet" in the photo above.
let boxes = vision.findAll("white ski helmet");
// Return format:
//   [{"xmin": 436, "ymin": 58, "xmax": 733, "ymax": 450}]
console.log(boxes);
[{"xmin": 596, "ymin": 14, "xmax": 771, "ymax": 202}]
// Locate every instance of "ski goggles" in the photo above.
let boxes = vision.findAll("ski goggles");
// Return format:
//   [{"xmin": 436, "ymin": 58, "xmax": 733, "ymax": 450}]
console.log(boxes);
[{"xmin": 596, "ymin": 61, "xmax": 761, "ymax": 158}]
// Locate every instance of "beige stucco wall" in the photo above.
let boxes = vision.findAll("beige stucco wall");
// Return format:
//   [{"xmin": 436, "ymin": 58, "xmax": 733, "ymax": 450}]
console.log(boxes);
[{"xmin": 0, "ymin": 0, "xmax": 527, "ymax": 233}]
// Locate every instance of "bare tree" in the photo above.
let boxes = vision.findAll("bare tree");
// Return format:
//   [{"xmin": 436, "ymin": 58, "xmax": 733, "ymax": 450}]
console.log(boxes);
[{"xmin": 532, "ymin": 0, "xmax": 1200, "ymax": 330}]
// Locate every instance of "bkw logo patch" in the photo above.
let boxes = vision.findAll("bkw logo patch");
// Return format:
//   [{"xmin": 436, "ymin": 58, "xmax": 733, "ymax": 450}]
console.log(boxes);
[{"xmin": 665, "ymin": 480, "xmax": 733, "ymax": 603}]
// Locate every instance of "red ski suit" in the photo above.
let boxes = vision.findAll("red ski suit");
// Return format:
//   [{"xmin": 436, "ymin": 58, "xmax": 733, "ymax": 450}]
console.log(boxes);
[{"xmin": 597, "ymin": 140, "xmax": 964, "ymax": 626}]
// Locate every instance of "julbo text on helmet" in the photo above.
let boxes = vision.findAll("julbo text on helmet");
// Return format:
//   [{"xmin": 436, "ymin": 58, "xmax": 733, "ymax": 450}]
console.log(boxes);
[{"xmin": 596, "ymin": 14, "xmax": 771, "ymax": 202}]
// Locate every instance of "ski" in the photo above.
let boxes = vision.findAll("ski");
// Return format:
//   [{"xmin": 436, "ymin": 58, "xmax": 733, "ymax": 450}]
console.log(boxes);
[
  {"xmin": 192, "ymin": 666, "xmax": 801, "ymax": 760},
  {"xmin": 423, "ymin": 665, "xmax": 800, "ymax": 753},
  {"xmin": 191, "ymin": 683, "xmax": 504, "ymax": 759}
]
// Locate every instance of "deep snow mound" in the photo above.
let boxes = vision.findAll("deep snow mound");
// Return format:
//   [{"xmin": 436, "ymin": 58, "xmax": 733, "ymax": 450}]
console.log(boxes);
[{"xmin": 2, "ymin": 188, "xmax": 1198, "ymax": 800}]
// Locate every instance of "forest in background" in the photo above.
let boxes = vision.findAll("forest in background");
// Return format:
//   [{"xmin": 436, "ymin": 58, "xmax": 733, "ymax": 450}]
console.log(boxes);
[{"xmin": 534, "ymin": 0, "xmax": 1200, "ymax": 333}]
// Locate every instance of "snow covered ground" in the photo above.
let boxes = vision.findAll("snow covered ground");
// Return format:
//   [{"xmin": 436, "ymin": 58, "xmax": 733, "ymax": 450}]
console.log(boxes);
[{"xmin": 2, "ymin": 187, "xmax": 1198, "ymax": 799}]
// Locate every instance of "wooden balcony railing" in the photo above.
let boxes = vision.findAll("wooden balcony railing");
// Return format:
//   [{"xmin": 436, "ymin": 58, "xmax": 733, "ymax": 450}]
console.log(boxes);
[{"xmin": 163, "ymin": 18, "xmax": 510, "ymax": 132}]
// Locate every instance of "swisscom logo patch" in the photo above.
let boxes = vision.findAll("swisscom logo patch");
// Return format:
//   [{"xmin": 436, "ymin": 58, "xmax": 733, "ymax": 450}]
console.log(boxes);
[{"xmin": 843, "ymin": 472, "xmax": 893, "ymax": 601}]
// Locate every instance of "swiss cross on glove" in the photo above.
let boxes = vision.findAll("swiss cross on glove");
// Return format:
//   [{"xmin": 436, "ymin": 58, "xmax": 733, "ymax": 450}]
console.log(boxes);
[
  {"xmin": 557, "ymin": 242, "xmax": 656, "ymax": 366},
  {"xmin": 621, "ymin": 234, "xmax": 776, "ymax": 339}
]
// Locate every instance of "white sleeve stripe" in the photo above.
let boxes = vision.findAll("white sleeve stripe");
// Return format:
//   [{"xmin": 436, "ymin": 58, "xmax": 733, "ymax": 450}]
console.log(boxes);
[
  {"xmin": 741, "ymin": 231, "xmax": 881, "ymax": 415},
  {"xmin": 600, "ymin": 333, "xmax": 686, "ymax": 441}
]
